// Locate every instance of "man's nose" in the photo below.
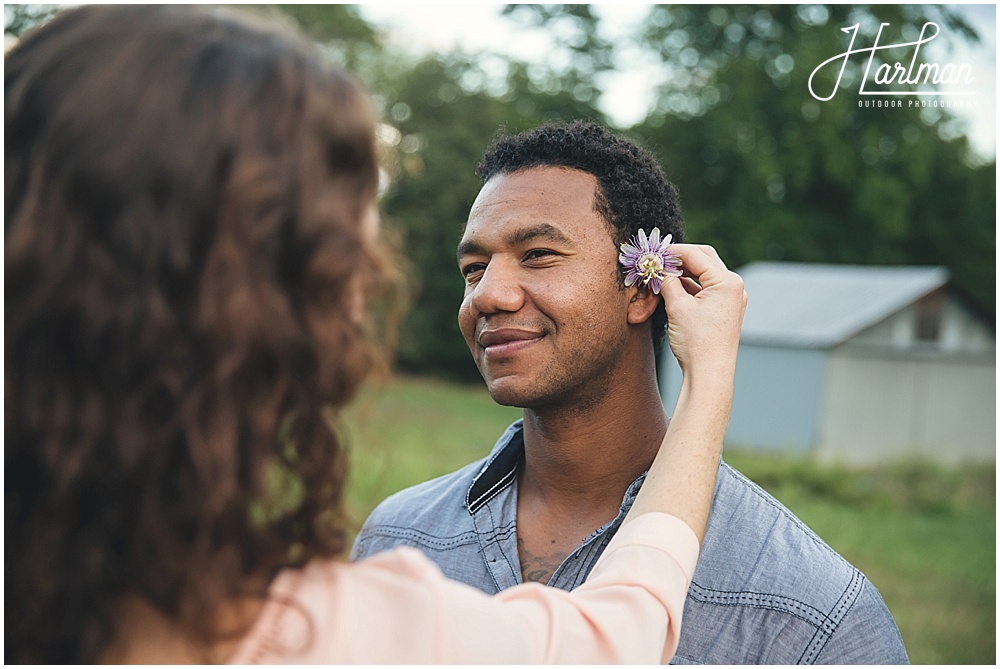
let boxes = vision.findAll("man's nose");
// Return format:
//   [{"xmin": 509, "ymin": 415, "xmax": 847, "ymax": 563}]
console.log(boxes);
[{"xmin": 469, "ymin": 260, "xmax": 525, "ymax": 316}]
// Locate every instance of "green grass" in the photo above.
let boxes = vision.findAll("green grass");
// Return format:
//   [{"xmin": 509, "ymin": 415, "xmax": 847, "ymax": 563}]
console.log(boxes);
[
  {"xmin": 340, "ymin": 375, "xmax": 522, "ymax": 523},
  {"xmin": 724, "ymin": 451, "xmax": 996, "ymax": 665},
  {"xmin": 340, "ymin": 376, "xmax": 995, "ymax": 665}
]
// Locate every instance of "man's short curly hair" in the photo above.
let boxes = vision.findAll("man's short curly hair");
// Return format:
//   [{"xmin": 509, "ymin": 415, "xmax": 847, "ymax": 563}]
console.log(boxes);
[{"xmin": 476, "ymin": 120, "xmax": 684, "ymax": 356}]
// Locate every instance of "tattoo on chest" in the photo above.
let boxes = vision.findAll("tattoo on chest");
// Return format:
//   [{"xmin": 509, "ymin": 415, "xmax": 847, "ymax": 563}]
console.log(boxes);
[{"xmin": 517, "ymin": 535, "xmax": 568, "ymax": 584}]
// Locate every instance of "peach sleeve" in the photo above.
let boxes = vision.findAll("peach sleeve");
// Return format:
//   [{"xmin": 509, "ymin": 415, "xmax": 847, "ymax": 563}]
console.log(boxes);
[{"xmin": 229, "ymin": 512, "xmax": 699, "ymax": 664}]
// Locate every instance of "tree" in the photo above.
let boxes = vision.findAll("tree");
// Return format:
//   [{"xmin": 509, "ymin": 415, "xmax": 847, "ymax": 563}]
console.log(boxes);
[
  {"xmin": 11, "ymin": 5, "xmax": 988, "ymax": 378},
  {"xmin": 627, "ymin": 5, "xmax": 994, "ymax": 311},
  {"xmin": 4, "ymin": 4, "xmax": 59, "ymax": 38}
]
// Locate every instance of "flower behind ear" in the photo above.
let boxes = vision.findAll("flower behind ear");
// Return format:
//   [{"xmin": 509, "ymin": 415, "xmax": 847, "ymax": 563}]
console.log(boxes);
[{"xmin": 619, "ymin": 227, "xmax": 682, "ymax": 294}]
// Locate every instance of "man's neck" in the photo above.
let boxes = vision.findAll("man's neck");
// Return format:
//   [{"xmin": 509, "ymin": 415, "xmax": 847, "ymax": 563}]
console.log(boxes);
[
  {"xmin": 518, "ymin": 368, "xmax": 668, "ymax": 514},
  {"xmin": 512, "ymin": 362, "xmax": 667, "ymax": 584}
]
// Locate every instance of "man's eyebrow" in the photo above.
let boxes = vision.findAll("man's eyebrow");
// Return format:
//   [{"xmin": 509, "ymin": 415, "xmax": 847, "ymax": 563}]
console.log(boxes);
[
  {"xmin": 509, "ymin": 222, "xmax": 573, "ymax": 247},
  {"xmin": 457, "ymin": 223, "xmax": 573, "ymax": 260},
  {"xmin": 457, "ymin": 238, "xmax": 486, "ymax": 261}
]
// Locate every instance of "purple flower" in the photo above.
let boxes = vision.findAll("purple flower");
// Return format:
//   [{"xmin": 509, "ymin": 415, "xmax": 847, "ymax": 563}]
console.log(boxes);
[{"xmin": 618, "ymin": 227, "xmax": 682, "ymax": 294}]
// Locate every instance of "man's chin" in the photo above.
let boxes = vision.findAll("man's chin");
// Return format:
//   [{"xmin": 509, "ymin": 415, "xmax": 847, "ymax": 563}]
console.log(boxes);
[
  {"xmin": 486, "ymin": 389, "xmax": 530, "ymax": 408},
  {"xmin": 483, "ymin": 377, "xmax": 536, "ymax": 408}
]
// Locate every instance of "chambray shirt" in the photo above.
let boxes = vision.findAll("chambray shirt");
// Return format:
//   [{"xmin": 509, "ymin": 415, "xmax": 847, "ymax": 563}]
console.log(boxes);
[{"xmin": 352, "ymin": 420, "xmax": 909, "ymax": 665}]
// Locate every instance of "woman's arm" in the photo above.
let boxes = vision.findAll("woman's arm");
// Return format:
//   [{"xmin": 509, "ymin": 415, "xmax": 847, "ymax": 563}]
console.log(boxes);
[
  {"xmin": 230, "ymin": 513, "xmax": 698, "ymax": 664},
  {"xmin": 624, "ymin": 243, "xmax": 747, "ymax": 543}
]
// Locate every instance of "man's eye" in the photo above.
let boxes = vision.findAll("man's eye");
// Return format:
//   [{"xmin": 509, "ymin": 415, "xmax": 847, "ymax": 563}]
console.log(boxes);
[
  {"xmin": 461, "ymin": 263, "xmax": 486, "ymax": 279},
  {"xmin": 524, "ymin": 249, "xmax": 556, "ymax": 261}
]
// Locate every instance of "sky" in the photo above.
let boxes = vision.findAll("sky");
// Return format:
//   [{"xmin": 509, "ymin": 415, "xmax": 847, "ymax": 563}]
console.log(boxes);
[{"xmin": 356, "ymin": 3, "xmax": 997, "ymax": 162}]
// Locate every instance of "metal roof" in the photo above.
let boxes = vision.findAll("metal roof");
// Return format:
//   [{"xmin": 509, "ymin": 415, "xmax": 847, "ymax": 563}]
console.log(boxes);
[{"xmin": 736, "ymin": 262, "xmax": 949, "ymax": 348}]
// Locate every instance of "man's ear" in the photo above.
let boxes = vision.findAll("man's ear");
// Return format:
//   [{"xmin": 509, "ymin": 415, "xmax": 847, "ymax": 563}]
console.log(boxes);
[{"xmin": 626, "ymin": 285, "xmax": 661, "ymax": 325}]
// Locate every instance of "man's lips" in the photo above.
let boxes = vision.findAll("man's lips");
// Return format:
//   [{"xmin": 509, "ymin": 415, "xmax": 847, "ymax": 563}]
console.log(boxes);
[{"xmin": 477, "ymin": 328, "xmax": 545, "ymax": 357}]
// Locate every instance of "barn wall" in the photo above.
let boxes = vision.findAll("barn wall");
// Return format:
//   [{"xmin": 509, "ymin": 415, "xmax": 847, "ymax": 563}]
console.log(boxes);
[
  {"xmin": 940, "ymin": 299, "xmax": 994, "ymax": 352},
  {"xmin": 660, "ymin": 344, "xmax": 826, "ymax": 454},
  {"xmin": 849, "ymin": 296, "xmax": 994, "ymax": 353},
  {"xmin": 817, "ymin": 347, "xmax": 996, "ymax": 464}
]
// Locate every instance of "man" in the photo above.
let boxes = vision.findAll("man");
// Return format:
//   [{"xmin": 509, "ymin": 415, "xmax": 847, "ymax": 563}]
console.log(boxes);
[{"xmin": 352, "ymin": 121, "xmax": 908, "ymax": 664}]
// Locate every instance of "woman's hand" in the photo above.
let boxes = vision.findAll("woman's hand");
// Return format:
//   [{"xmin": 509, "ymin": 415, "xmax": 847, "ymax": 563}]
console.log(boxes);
[
  {"xmin": 660, "ymin": 244, "xmax": 747, "ymax": 379},
  {"xmin": 624, "ymin": 244, "xmax": 746, "ymax": 544}
]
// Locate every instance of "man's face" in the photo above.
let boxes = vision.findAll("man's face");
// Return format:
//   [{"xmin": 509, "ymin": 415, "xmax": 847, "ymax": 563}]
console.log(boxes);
[{"xmin": 457, "ymin": 166, "xmax": 631, "ymax": 409}]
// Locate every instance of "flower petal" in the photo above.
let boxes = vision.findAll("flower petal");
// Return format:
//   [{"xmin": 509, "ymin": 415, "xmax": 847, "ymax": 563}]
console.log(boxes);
[
  {"xmin": 648, "ymin": 227, "xmax": 661, "ymax": 248},
  {"xmin": 620, "ymin": 242, "xmax": 642, "ymax": 258}
]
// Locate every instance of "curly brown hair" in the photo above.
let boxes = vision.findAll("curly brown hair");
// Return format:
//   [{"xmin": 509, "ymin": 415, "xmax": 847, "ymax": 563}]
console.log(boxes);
[{"xmin": 5, "ymin": 5, "xmax": 391, "ymax": 663}]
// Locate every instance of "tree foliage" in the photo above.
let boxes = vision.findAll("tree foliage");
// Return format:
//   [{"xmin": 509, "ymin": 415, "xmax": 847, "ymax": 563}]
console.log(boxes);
[
  {"xmin": 4, "ymin": 4, "xmax": 59, "ymax": 37},
  {"xmin": 6, "ymin": 4, "xmax": 992, "ymax": 379},
  {"xmin": 350, "ymin": 3, "xmax": 994, "ymax": 379},
  {"xmin": 629, "ymin": 5, "xmax": 994, "ymax": 311}
]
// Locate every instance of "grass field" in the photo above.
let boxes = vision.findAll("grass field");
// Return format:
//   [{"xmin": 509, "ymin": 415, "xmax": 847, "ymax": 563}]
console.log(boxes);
[{"xmin": 340, "ymin": 375, "xmax": 995, "ymax": 665}]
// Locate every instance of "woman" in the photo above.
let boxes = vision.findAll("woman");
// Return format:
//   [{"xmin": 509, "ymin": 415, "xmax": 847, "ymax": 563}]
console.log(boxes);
[{"xmin": 5, "ymin": 5, "xmax": 746, "ymax": 664}]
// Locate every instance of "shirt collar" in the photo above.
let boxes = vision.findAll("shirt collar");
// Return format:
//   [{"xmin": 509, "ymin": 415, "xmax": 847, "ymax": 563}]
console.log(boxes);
[
  {"xmin": 464, "ymin": 419, "xmax": 648, "ymax": 515},
  {"xmin": 466, "ymin": 420, "xmax": 524, "ymax": 513}
]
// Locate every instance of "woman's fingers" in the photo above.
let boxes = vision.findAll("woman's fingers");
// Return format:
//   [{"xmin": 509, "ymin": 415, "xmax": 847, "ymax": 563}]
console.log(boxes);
[
  {"xmin": 680, "ymin": 276, "xmax": 702, "ymax": 297},
  {"xmin": 665, "ymin": 244, "xmax": 744, "ymax": 303},
  {"xmin": 669, "ymin": 244, "xmax": 733, "ymax": 288},
  {"xmin": 659, "ymin": 274, "xmax": 702, "ymax": 307},
  {"xmin": 660, "ymin": 243, "xmax": 747, "ymax": 375}
]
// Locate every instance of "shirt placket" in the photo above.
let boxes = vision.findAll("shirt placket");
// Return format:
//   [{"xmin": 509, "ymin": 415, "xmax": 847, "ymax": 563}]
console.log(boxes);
[
  {"xmin": 549, "ymin": 474, "xmax": 647, "ymax": 591},
  {"xmin": 471, "ymin": 474, "xmax": 523, "ymax": 592}
]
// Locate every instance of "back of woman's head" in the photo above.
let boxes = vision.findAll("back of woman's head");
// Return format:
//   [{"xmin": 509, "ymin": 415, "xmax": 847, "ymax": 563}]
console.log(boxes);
[{"xmin": 5, "ymin": 5, "xmax": 384, "ymax": 662}]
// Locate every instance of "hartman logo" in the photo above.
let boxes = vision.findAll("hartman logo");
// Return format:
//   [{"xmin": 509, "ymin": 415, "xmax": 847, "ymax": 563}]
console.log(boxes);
[{"xmin": 809, "ymin": 22, "xmax": 977, "ymax": 105}]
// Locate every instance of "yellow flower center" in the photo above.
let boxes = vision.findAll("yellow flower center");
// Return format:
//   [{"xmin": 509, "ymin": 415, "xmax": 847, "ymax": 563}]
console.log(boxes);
[{"xmin": 637, "ymin": 253, "xmax": 664, "ymax": 279}]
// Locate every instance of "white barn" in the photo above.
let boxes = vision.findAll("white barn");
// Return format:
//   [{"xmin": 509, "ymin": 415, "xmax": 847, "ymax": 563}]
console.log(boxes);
[{"xmin": 659, "ymin": 262, "xmax": 995, "ymax": 464}]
